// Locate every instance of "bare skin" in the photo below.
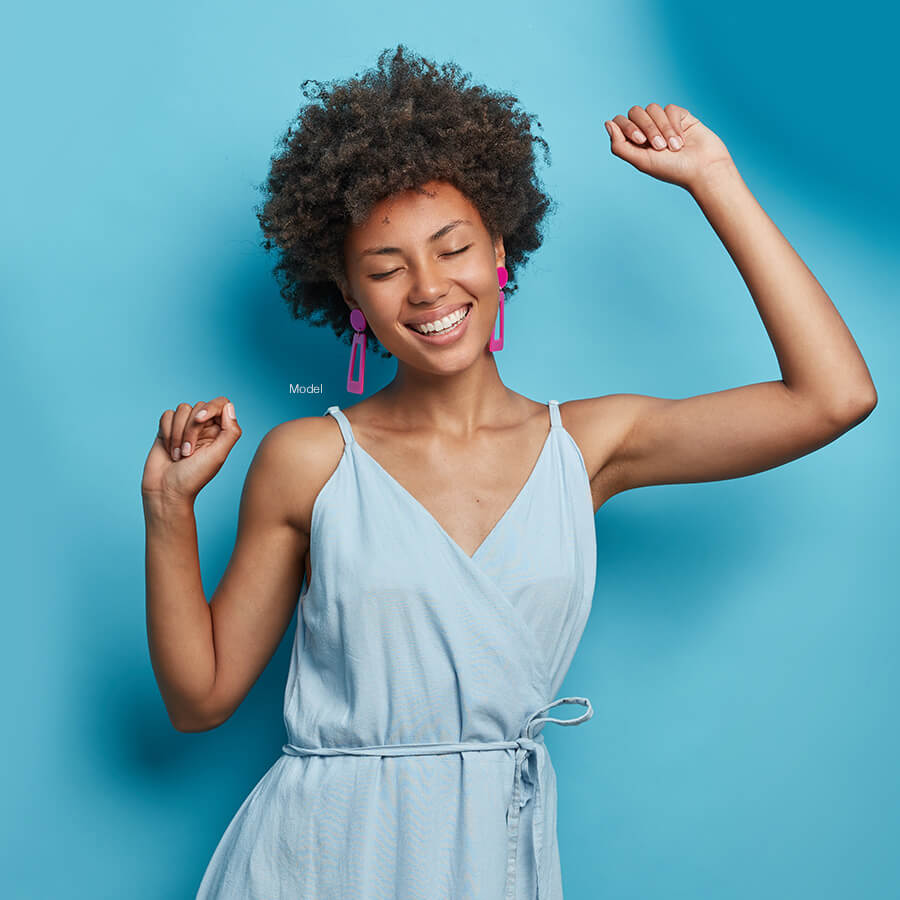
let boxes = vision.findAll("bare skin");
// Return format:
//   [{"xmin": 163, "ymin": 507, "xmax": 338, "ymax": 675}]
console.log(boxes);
[{"xmin": 144, "ymin": 103, "xmax": 876, "ymax": 733}]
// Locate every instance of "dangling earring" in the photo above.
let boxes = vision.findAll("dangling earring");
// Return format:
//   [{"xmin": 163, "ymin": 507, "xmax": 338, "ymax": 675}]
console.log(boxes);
[
  {"xmin": 346, "ymin": 308, "xmax": 367, "ymax": 394},
  {"xmin": 489, "ymin": 266, "xmax": 507, "ymax": 351}
]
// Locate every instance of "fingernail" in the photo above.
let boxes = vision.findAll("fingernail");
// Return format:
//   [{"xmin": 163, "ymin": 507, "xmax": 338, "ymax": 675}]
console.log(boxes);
[
  {"xmin": 226, "ymin": 403, "xmax": 235, "ymax": 419},
  {"xmin": 652, "ymin": 136, "xmax": 666, "ymax": 149},
  {"xmin": 173, "ymin": 447, "xmax": 181, "ymax": 460},
  {"xmin": 633, "ymin": 130, "xmax": 646, "ymax": 142},
  {"xmin": 196, "ymin": 409, "xmax": 208, "ymax": 420},
  {"xmin": 182, "ymin": 442, "xmax": 191, "ymax": 456},
  {"xmin": 669, "ymin": 135, "xmax": 683, "ymax": 150}
]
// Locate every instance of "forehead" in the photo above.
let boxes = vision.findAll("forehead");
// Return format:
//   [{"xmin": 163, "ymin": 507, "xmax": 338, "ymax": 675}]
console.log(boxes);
[{"xmin": 346, "ymin": 180, "xmax": 483, "ymax": 244}]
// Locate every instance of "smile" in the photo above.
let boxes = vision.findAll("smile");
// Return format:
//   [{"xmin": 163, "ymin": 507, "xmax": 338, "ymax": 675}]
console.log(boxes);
[{"xmin": 405, "ymin": 304, "xmax": 472, "ymax": 343}]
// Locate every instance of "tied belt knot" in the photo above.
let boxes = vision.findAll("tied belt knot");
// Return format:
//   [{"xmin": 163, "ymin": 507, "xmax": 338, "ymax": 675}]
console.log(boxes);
[{"xmin": 281, "ymin": 695, "xmax": 593, "ymax": 900}]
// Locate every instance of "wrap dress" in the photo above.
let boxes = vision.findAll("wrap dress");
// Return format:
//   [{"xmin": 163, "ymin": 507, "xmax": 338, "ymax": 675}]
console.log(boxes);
[{"xmin": 195, "ymin": 399, "xmax": 597, "ymax": 899}]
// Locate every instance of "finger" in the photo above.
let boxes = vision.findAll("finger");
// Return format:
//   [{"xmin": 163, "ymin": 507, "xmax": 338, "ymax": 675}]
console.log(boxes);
[
  {"xmin": 626, "ymin": 106, "xmax": 666, "ymax": 150},
  {"xmin": 210, "ymin": 399, "xmax": 242, "ymax": 458},
  {"xmin": 170, "ymin": 402, "xmax": 194, "ymax": 461},
  {"xmin": 158, "ymin": 409, "xmax": 175, "ymax": 455},
  {"xmin": 665, "ymin": 103, "xmax": 689, "ymax": 143},
  {"xmin": 612, "ymin": 113, "xmax": 647, "ymax": 145},
  {"xmin": 644, "ymin": 102, "xmax": 683, "ymax": 151},
  {"xmin": 180, "ymin": 397, "xmax": 227, "ymax": 457},
  {"xmin": 178, "ymin": 402, "xmax": 207, "ymax": 458},
  {"xmin": 605, "ymin": 118, "xmax": 646, "ymax": 165}
]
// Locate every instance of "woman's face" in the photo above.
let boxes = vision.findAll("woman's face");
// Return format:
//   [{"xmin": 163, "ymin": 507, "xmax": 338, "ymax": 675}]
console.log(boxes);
[{"xmin": 339, "ymin": 180, "xmax": 505, "ymax": 369}]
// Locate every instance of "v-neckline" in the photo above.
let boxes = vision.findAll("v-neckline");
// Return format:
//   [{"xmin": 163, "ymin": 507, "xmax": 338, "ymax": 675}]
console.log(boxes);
[{"xmin": 342, "ymin": 404, "xmax": 555, "ymax": 563}]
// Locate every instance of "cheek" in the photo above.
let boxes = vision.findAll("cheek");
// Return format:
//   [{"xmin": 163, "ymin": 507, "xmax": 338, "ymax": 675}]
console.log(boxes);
[
  {"xmin": 373, "ymin": 298, "xmax": 414, "ymax": 336},
  {"xmin": 458, "ymin": 261, "xmax": 497, "ymax": 299}
]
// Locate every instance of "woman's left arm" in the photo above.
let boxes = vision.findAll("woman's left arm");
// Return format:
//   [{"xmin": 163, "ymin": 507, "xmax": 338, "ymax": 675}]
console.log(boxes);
[
  {"xmin": 572, "ymin": 105, "xmax": 877, "ymax": 499},
  {"xmin": 688, "ymin": 158, "xmax": 877, "ymax": 416}
]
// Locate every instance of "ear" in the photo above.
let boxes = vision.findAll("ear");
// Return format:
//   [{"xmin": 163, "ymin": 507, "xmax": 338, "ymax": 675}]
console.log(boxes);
[
  {"xmin": 493, "ymin": 234, "xmax": 506, "ymax": 269},
  {"xmin": 334, "ymin": 272, "xmax": 354, "ymax": 309}
]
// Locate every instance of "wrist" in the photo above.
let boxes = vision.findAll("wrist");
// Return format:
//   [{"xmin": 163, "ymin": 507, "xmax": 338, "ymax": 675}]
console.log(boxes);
[
  {"xmin": 142, "ymin": 489, "xmax": 195, "ymax": 522},
  {"xmin": 688, "ymin": 158, "xmax": 743, "ymax": 202}
]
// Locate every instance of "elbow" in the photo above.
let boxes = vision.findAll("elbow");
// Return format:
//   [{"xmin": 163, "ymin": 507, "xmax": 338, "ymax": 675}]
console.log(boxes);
[
  {"xmin": 165, "ymin": 680, "xmax": 234, "ymax": 733},
  {"xmin": 171, "ymin": 713, "xmax": 223, "ymax": 733},
  {"xmin": 169, "ymin": 699, "xmax": 226, "ymax": 733},
  {"xmin": 827, "ymin": 386, "xmax": 877, "ymax": 430}
]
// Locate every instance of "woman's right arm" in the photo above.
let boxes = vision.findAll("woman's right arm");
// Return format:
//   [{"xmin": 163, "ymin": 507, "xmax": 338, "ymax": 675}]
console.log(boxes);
[
  {"xmin": 142, "ymin": 397, "xmax": 244, "ymax": 731},
  {"xmin": 142, "ymin": 400, "xmax": 332, "ymax": 733},
  {"xmin": 143, "ymin": 492, "xmax": 219, "ymax": 732}
]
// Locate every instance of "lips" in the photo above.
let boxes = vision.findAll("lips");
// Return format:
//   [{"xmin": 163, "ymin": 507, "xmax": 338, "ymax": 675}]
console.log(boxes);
[
  {"xmin": 404, "ymin": 303, "xmax": 473, "ymax": 343},
  {"xmin": 403, "ymin": 302, "xmax": 471, "ymax": 328}
]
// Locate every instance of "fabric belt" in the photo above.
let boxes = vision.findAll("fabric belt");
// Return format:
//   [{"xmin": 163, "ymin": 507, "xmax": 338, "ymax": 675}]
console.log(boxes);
[{"xmin": 281, "ymin": 695, "xmax": 593, "ymax": 900}]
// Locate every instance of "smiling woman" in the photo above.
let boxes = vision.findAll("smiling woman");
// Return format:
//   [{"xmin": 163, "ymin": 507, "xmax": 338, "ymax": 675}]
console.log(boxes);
[
  {"xmin": 163, "ymin": 41, "xmax": 599, "ymax": 900},
  {"xmin": 254, "ymin": 42, "xmax": 556, "ymax": 360},
  {"xmin": 336, "ymin": 179, "xmax": 508, "ymax": 362},
  {"xmin": 143, "ymin": 31, "xmax": 878, "ymax": 900}
]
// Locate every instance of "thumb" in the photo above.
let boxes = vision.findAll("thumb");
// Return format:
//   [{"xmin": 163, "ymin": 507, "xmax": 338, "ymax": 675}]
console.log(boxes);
[{"xmin": 212, "ymin": 401, "xmax": 242, "ymax": 456}]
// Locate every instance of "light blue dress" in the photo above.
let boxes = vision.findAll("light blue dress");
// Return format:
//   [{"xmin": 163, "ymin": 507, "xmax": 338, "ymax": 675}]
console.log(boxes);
[{"xmin": 195, "ymin": 400, "xmax": 597, "ymax": 899}]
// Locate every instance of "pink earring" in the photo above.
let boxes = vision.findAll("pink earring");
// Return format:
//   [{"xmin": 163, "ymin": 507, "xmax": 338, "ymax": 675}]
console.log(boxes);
[
  {"xmin": 346, "ymin": 308, "xmax": 366, "ymax": 394},
  {"xmin": 489, "ymin": 266, "xmax": 507, "ymax": 351}
]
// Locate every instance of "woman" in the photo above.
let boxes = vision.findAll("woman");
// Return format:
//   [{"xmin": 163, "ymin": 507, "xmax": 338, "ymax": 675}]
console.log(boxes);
[{"xmin": 141, "ymin": 44, "xmax": 877, "ymax": 899}]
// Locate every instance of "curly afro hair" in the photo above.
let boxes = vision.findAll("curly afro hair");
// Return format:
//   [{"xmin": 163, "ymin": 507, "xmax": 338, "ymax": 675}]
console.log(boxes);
[{"xmin": 254, "ymin": 43, "xmax": 557, "ymax": 359}]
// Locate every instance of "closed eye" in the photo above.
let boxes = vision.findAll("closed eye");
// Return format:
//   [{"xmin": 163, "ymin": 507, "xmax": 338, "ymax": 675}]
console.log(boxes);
[{"xmin": 368, "ymin": 244, "xmax": 472, "ymax": 280}]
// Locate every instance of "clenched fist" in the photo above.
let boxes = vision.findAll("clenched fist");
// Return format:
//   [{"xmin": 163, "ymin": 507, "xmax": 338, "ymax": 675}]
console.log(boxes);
[
  {"xmin": 141, "ymin": 396, "xmax": 242, "ymax": 504},
  {"xmin": 604, "ymin": 103, "xmax": 734, "ymax": 191}
]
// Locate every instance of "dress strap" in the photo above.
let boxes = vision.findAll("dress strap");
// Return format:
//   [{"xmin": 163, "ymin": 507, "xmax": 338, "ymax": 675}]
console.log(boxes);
[
  {"xmin": 548, "ymin": 399, "xmax": 561, "ymax": 430},
  {"xmin": 324, "ymin": 405, "xmax": 355, "ymax": 448}
]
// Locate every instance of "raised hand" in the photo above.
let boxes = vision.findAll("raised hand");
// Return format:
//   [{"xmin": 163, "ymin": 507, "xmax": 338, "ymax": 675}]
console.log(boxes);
[
  {"xmin": 604, "ymin": 103, "xmax": 734, "ymax": 190},
  {"xmin": 141, "ymin": 396, "xmax": 242, "ymax": 504}
]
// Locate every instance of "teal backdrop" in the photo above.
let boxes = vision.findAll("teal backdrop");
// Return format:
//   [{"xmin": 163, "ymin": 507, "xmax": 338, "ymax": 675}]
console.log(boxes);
[{"xmin": 2, "ymin": 0, "xmax": 896, "ymax": 897}]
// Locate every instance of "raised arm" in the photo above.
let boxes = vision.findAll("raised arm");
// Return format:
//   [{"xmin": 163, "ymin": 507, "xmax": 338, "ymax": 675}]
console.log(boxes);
[
  {"xmin": 144, "ymin": 411, "xmax": 334, "ymax": 732},
  {"xmin": 580, "ymin": 106, "xmax": 877, "ymax": 501}
]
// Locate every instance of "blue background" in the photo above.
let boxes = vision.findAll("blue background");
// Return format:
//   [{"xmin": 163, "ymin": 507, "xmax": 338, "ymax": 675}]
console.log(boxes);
[{"xmin": 2, "ymin": 0, "xmax": 897, "ymax": 897}]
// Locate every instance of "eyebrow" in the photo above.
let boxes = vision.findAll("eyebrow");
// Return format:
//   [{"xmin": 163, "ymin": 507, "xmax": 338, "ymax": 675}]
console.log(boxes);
[{"xmin": 359, "ymin": 219, "xmax": 472, "ymax": 257}]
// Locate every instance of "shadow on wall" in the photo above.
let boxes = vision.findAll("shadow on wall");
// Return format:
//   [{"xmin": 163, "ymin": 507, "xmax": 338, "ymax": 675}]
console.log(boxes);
[{"xmin": 650, "ymin": 0, "xmax": 898, "ymax": 245}]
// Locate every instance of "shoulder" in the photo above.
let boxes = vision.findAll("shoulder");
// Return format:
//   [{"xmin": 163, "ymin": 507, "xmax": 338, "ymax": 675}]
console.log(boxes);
[{"xmin": 248, "ymin": 414, "xmax": 347, "ymax": 535}]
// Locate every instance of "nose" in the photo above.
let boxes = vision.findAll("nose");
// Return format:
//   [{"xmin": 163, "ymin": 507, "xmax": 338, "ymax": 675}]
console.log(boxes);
[{"xmin": 407, "ymin": 259, "xmax": 450, "ymax": 305}]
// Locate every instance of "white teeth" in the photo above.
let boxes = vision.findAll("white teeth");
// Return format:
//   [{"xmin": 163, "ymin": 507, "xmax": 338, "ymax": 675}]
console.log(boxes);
[{"xmin": 410, "ymin": 305, "xmax": 469, "ymax": 335}]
